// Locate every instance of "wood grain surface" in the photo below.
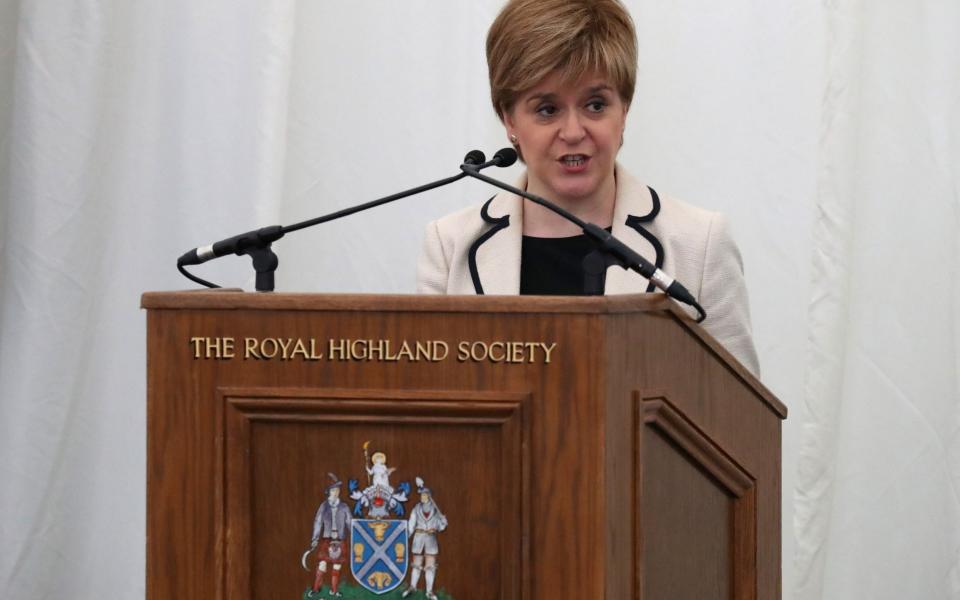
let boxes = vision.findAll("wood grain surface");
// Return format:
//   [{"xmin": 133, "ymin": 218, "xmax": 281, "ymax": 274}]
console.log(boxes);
[{"xmin": 144, "ymin": 291, "xmax": 784, "ymax": 600}]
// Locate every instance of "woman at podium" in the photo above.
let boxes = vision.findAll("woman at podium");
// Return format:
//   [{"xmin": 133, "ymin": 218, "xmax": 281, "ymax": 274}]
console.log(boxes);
[{"xmin": 416, "ymin": 0, "xmax": 759, "ymax": 377}]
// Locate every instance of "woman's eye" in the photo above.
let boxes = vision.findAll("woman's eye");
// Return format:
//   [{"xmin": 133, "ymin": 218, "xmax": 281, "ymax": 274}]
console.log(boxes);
[
  {"xmin": 536, "ymin": 105, "xmax": 557, "ymax": 117},
  {"xmin": 586, "ymin": 99, "xmax": 607, "ymax": 113}
]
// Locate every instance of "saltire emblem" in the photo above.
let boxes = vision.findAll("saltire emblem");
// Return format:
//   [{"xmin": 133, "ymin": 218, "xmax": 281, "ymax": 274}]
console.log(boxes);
[{"xmin": 350, "ymin": 519, "xmax": 408, "ymax": 594}]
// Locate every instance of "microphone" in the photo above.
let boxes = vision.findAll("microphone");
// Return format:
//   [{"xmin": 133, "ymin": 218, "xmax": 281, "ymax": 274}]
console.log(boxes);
[
  {"xmin": 492, "ymin": 147, "xmax": 518, "ymax": 167},
  {"xmin": 460, "ymin": 151, "xmax": 706, "ymax": 322},
  {"xmin": 178, "ymin": 225, "xmax": 284, "ymax": 267},
  {"xmin": 461, "ymin": 147, "xmax": 518, "ymax": 171},
  {"xmin": 463, "ymin": 149, "xmax": 486, "ymax": 166}
]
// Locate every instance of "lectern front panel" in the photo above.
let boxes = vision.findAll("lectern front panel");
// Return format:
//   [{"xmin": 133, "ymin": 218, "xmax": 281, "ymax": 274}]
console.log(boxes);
[{"xmin": 143, "ymin": 292, "xmax": 783, "ymax": 600}]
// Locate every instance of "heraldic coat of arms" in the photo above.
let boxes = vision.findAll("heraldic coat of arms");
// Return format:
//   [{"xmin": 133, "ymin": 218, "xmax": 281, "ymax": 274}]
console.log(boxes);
[{"xmin": 300, "ymin": 442, "xmax": 450, "ymax": 599}]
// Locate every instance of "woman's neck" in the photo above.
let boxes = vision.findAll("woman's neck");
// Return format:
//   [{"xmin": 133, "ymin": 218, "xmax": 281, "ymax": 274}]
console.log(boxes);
[{"xmin": 521, "ymin": 174, "xmax": 617, "ymax": 238}]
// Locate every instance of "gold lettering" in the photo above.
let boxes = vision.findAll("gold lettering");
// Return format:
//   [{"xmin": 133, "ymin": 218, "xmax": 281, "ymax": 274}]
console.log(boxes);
[
  {"xmin": 350, "ymin": 339, "xmax": 368, "ymax": 360},
  {"xmin": 387, "ymin": 339, "xmax": 400, "ymax": 361},
  {"xmin": 245, "ymin": 337, "xmax": 260, "ymax": 359},
  {"xmin": 190, "ymin": 337, "xmax": 204, "ymax": 359},
  {"xmin": 188, "ymin": 337, "xmax": 556, "ymax": 362},
  {"xmin": 219, "ymin": 337, "xmax": 556, "ymax": 363},
  {"xmin": 541, "ymin": 342, "xmax": 557, "ymax": 364},
  {"xmin": 524, "ymin": 342, "xmax": 538, "ymax": 363},
  {"xmin": 260, "ymin": 338, "xmax": 279, "ymax": 359},
  {"xmin": 470, "ymin": 341, "xmax": 488, "ymax": 362},
  {"xmin": 195, "ymin": 337, "xmax": 234, "ymax": 359},
  {"xmin": 415, "ymin": 341, "xmax": 432, "ymax": 362},
  {"xmin": 290, "ymin": 338, "xmax": 309, "ymax": 360},
  {"xmin": 277, "ymin": 337, "xmax": 294, "ymax": 360},
  {"xmin": 329, "ymin": 338, "xmax": 347, "ymax": 360},
  {"xmin": 396, "ymin": 341, "xmax": 414, "ymax": 361}
]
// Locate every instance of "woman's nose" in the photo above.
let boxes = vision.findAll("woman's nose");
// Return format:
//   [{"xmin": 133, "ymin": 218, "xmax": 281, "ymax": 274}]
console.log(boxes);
[{"xmin": 558, "ymin": 111, "xmax": 586, "ymax": 143}]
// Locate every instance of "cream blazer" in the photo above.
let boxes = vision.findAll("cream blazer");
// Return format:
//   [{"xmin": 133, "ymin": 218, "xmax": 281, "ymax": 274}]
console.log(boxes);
[{"xmin": 416, "ymin": 166, "xmax": 760, "ymax": 376}]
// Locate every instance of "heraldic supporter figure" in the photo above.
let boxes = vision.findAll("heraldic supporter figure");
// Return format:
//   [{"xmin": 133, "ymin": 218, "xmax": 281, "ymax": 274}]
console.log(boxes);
[
  {"xmin": 306, "ymin": 473, "xmax": 353, "ymax": 597},
  {"xmin": 402, "ymin": 477, "xmax": 448, "ymax": 600}
]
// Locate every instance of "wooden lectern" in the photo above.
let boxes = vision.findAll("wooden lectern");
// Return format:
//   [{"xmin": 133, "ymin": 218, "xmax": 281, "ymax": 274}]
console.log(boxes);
[{"xmin": 142, "ymin": 291, "xmax": 785, "ymax": 600}]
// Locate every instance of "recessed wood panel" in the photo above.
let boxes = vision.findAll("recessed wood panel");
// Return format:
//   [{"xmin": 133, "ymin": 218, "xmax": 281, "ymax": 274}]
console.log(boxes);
[
  {"xmin": 637, "ymin": 396, "xmax": 757, "ymax": 600},
  {"xmin": 221, "ymin": 388, "xmax": 529, "ymax": 600}
]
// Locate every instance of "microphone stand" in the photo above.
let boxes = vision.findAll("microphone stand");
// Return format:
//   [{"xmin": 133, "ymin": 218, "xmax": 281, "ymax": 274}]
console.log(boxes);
[
  {"xmin": 177, "ymin": 147, "xmax": 705, "ymax": 322},
  {"xmin": 177, "ymin": 152, "xmax": 491, "ymax": 292},
  {"xmin": 460, "ymin": 154, "xmax": 707, "ymax": 322}
]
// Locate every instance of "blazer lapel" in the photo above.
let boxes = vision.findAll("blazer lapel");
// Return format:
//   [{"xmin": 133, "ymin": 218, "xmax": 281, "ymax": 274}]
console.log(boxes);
[
  {"xmin": 469, "ymin": 185, "xmax": 523, "ymax": 295},
  {"xmin": 605, "ymin": 167, "xmax": 662, "ymax": 295}
]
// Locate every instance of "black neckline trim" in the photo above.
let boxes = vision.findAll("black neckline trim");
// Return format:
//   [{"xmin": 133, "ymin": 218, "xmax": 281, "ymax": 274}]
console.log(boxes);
[
  {"xmin": 468, "ymin": 186, "xmax": 664, "ymax": 295},
  {"xmin": 468, "ymin": 196, "xmax": 509, "ymax": 295},
  {"xmin": 624, "ymin": 186, "xmax": 664, "ymax": 292}
]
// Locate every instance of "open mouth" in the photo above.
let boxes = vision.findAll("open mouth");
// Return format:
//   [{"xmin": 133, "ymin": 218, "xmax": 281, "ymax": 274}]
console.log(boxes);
[{"xmin": 560, "ymin": 154, "xmax": 588, "ymax": 167}]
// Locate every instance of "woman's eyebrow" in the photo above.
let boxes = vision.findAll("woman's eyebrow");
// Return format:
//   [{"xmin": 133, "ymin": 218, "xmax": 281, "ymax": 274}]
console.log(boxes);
[
  {"xmin": 587, "ymin": 84, "xmax": 613, "ymax": 94},
  {"xmin": 526, "ymin": 92, "xmax": 557, "ymax": 103},
  {"xmin": 525, "ymin": 85, "xmax": 612, "ymax": 104}
]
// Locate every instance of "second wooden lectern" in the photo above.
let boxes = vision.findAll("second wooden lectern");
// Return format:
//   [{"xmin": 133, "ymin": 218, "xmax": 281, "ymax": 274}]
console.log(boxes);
[{"xmin": 143, "ymin": 292, "xmax": 785, "ymax": 600}]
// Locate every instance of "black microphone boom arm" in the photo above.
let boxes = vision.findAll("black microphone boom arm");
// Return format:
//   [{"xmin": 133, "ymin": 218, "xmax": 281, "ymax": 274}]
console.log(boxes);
[{"xmin": 176, "ymin": 151, "xmax": 490, "ymax": 292}]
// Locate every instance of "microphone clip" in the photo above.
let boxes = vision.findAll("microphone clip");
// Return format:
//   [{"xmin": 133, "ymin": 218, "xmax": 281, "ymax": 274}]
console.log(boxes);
[
  {"xmin": 226, "ymin": 227, "xmax": 282, "ymax": 292},
  {"xmin": 244, "ymin": 245, "xmax": 280, "ymax": 292}
]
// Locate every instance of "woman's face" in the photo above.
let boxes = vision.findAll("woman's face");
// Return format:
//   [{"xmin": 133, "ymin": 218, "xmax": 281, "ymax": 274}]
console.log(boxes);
[{"xmin": 504, "ymin": 71, "xmax": 627, "ymax": 204}]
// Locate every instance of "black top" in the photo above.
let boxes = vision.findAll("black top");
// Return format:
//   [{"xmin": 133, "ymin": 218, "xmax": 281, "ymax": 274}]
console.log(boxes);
[{"xmin": 520, "ymin": 230, "xmax": 608, "ymax": 295}]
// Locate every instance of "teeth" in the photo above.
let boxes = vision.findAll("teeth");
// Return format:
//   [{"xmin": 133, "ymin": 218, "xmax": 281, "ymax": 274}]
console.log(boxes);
[{"xmin": 562, "ymin": 155, "xmax": 585, "ymax": 166}]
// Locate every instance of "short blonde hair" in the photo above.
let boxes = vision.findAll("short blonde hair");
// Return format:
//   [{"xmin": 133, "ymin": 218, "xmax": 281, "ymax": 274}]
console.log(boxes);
[{"xmin": 486, "ymin": 0, "xmax": 638, "ymax": 120}]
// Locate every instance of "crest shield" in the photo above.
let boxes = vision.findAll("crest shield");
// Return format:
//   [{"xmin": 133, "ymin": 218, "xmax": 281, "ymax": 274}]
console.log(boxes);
[{"xmin": 349, "ymin": 519, "xmax": 408, "ymax": 594}]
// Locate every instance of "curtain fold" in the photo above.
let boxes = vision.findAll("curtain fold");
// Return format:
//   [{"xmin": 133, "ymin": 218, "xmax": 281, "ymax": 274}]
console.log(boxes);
[{"xmin": 793, "ymin": 2, "xmax": 864, "ymax": 597}]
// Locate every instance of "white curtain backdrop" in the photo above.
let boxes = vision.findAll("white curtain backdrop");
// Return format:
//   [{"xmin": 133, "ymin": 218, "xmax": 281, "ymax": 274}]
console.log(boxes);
[
  {"xmin": 795, "ymin": 1, "xmax": 960, "ymax": 598},
  {"xmin": 0, "ymin": 1, "xmax": 956, "ymax": 598}
]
